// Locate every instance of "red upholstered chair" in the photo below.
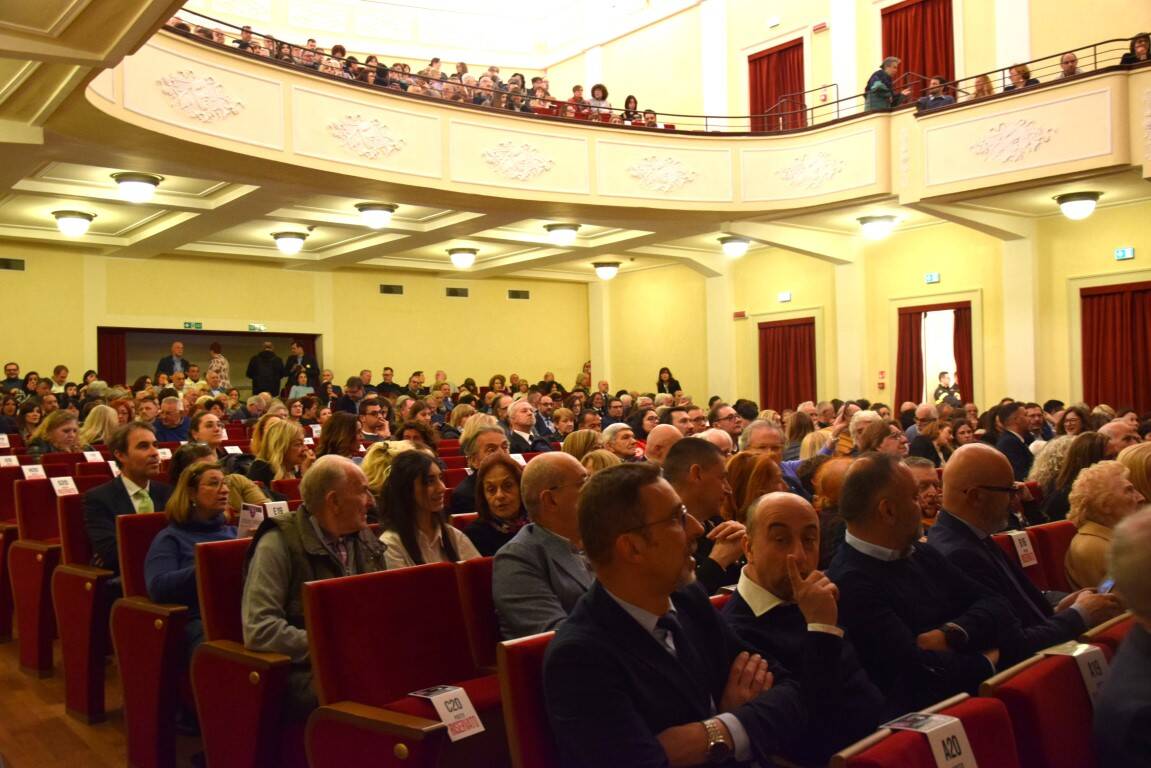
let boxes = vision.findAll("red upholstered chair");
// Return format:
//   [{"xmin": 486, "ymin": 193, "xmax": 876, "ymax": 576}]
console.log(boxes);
[
  {"xmin": 1079, "ymin": 612, "xmax": 1134, "ymax": 654},
  {"xmin": 831, "ymin": 694, "xmax": 1019, "ymax": 768},
  {"xmin": 192, "ymin": 538, "xmax": 305, "ymax": 768},
  {"xmin": 0, "ymin": 465, "xmax": 22, "ymax": 640},
  {"xmin": 271, "ymin": 477, "xmax": 302, "ymax": 500},
  {"xmin": 980, "ymin": 646, "xmax": 1113, "ymax": 768},
  {"xmin": 52, "ymin": 488, "xmax": 116, "ymax": 721},
  {"xmin": 225, "ymin": 424, "xmax": 247, "ymax": 440},
  {"xmin": 709, "ymin": 592, "xmax": 732, "ymax": 611},
  {"xmin": 439, "ymin": 440, "xmax": 461, "ymax": 451},
  {"xmin": 456, "ymin": 557, "xmax": 498, "ymax": 669},
  {"xmin": 442, "ymin": 455, "xmax": 468, "ymax": 469},
  {"xmin": 450, "ymin": 512, "xmax": 478, "ymax": 531},
  {"xmin": 110, "ymin": 512, "xmax": 186, "ymax": 768},
  {"xmin": 991, "ymin": 532, "xmax": 1049, "ymax": 590},
  {"xmin": 498, "ymin": 632, "xmax": 556, "ymax": 768},
  {"xmin": 1027, "ymin": 521, "xmax": 1076, "ymax": 593},
  {"xmin": 444, "ymin": 467, "xmax": 469, "ymax": 489},
  {"xmin": 75, "ymin": 461, "xmax": 114, "ymax": 478},
  {"xmin": 8, "ymin": 478, "xmax": 61, "ymax": 675},
  {"xmin": 305, "ymin": 563, "xmax": 508, "ymax": 768},
  {"xmin": 40, "ymin": 452, "xmax": 87, "ymax": 477},
  {"xmin": 3, "ymin": 433, "xmax": 25, "ymax": 449}
]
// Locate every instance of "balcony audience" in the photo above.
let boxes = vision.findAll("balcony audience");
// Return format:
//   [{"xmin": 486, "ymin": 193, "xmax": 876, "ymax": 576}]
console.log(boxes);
[{"xmin": 1120, "ymin": 33, "xmax": 1150, "ymax": 65}]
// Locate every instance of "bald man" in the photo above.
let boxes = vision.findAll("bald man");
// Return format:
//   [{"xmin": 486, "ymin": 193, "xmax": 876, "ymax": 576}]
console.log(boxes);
[
  {"xmin": 926, "ymin": 444, "xmax": 1123, "ymax": 661},
  {"xmin": 1099, "ymin": 419, "xmax": 1140, "ymax": 457},
  {"xmin": 723, "ymin": 494, "xmax": 885, "ymax": 762},
  {"xmin": 696, "ymin": 427, "xmax": 734, "ymax": 457},
  {"xmin": 643, "ymin": 424, "xmax": 682, "ymax": 467}
]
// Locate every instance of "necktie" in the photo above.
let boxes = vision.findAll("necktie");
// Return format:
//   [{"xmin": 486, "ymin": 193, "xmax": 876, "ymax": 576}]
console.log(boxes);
[
  {"xmin": 656, "ymin": 613, "xmax": 711, "ymax": 711},
  {"xmin": 134, "ymin": 489, "xmax": 154, "ymax": 514},
  {"xmin": 982, "ymin": 537, "xmax": 1047, "ymax": 623}
]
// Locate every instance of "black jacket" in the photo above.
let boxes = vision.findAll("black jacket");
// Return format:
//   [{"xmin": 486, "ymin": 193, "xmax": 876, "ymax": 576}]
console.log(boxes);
[
  {"xmin": 246, "ymin": 351, "xmax": 285, "ymax": 396},
  {"xmin": 283, "ymin": 353, "xmax": 320, "ymax": 389},
  {"xmin": 996, "ymin": 430, "xmax": 1034, "ymax": 481},
  {"xmin": 1094, "ymin": 624, "xmax": 1151, "ymax": 767},
  {"xmin": 84, "ymin": 477, "xmax": 173, "ymax": 575}
]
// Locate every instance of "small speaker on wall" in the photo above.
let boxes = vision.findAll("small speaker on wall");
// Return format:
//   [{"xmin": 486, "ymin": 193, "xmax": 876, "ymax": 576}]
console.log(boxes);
[
  {"xmin": 446, "ymin": 287, "xmax": 469, "ymax": 298},
  {"xmin": 0, "ymin": 259, "xmax": 25, "ymax": 271},
  {"xmin": 508, "ymin": 289, "xmax": 530, "ymax": 300},
  {"xmin": 379, "ymin": 284, "xmax": 403, "ymax": 294}
]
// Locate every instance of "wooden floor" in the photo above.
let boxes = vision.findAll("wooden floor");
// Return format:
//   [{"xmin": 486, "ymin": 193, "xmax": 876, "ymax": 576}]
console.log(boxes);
[{"xmin": 0, "ymin": 639, "xmax": 201, "ymax": 767}]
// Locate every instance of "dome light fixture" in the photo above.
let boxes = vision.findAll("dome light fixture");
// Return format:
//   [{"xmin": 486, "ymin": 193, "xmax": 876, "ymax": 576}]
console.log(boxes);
[
  {"xmin": 52, "ymin": 210, "xmax": 95, "ymax": 237},
  {"xmin": 272, "ymin": 231, "xmax": 308, "ymax": 255},
  {"xmin": 858, "ymin": 215, "xmax": 897, "ymax": 240},
  {"xmin": 719, "ymin": 235, "xmax": 750, "ymax": 259},
  {"xmin": 355, "ymin": 202, "xmax": 397, "ymax": 229},
  {"xmin": 1054, "ymin": 191, "xmax": 1101, "ymax": 221},
  {"xmin": 449, "ymin": 247, "xmax": 478, "ymax": 269},
  {"xmin": 593, "ymin": 261, "xmax": 621, "ymax": 280},
  {"xmin": 545, "ymin": 223, "xmax": 581, "ymax": 247},
  {"xmin": 111, "ymin": 172, "xmax": 163, "ymax": 203}
]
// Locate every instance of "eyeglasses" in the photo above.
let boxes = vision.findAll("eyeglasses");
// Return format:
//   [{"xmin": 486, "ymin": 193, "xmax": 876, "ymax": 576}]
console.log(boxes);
[
  {"xmin": 622, "ymin": 505, "xmax": 689, "ymax": 533},
  {"xmin": 715, "ymin": 414, "xmax": 739, "ymax": 422}
]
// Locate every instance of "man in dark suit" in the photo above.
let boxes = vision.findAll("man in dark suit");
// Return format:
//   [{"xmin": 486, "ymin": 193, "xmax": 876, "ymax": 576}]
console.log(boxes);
[
  {"xmin": 1094, "ymin": 507, "xmax": 1151, "ymax": 767},
  {"xmin": 84, "ymin": 422, "xmax": 173, "ymax": 576},
  {"xmin": 827, "ymin": 452, "xmax": 1017, "ymax": 713},
  {"xmin": 723, "ymin": 492, "xmax": 886, "ymax": 764},
  {"xmin": 505, "ymin": 399, "xmax": 554, "ymax": 454},
  {"xmin": 246, "ymin": 341, "xmax": 285, "ymax": 397},
  {"xmin": 448, "ymin": 425, "xmax": 510, "ymax": 515},
  {"xmin": 154, "ymin": 340, "xmax": 193, "ymax": 381},
  {"xmin": 994, "ymin": 401, "xmax": 1034, "ymax": 481},
  {"xmin": 927, "ymin": 443, "xmax": 1123, "ymax": 662},
  {"xmin": 494, "ymin": 453, "xmax": 592, "ymax": 638},
  {"xmin": 282, "ymin": 340, "xmax": 319, "ymax": 389},
  {"xmin": 544, "ymin": 463, "xmax": 843, "ymax": 767}
]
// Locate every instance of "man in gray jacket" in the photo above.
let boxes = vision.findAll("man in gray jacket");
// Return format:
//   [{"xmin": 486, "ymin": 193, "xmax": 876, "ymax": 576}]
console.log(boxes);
[{"xmin": 493, "ymin": 452, "xmax": 594, "ymax": 639}]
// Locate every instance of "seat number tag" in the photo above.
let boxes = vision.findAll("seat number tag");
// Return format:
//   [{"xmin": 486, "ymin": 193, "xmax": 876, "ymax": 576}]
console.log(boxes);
[{"xmin": 884, "ymin": 713, "xmax": 977, "ymax": 768}]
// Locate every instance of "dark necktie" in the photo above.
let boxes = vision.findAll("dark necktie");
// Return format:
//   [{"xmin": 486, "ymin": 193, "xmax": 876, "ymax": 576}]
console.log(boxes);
[
  {"xmin": 981, "ymin": 537, "xmax": 1047, "ymax": 623},
  {"xmin": 656, "ymin": 613, "xmax": 713, "ymax": 713}
]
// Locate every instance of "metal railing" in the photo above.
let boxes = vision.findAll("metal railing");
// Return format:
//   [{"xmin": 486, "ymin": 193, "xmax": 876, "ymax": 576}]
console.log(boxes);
[{"xmin": 162, "ymin": 9, "xmax": 1151, "ymax": 133}]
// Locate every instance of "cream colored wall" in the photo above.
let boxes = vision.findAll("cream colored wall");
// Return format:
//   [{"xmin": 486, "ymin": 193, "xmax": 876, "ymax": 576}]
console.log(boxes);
[
  {"xmin": 1029, "ymin": 1, "xmax": 1151, "ymax": 64},
  {"xmin": 606, "ymin": 264, "xmax": 708, "ymax": 397},
  {"xmin": 1035, "ymin": 200, "xmax": 1151, "ymax": 403},
  {"xmin": 961, "ymin": 0, "xmax": 997, "ymax": 76},
  {"xmin": 0, "ymin": 244, "xmax": 87, "ymax": 377}
]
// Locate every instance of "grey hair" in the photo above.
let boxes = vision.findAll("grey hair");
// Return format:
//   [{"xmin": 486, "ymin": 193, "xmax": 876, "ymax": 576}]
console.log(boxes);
[
  {"xmin": 739, "ymin": 420, "xmax": 782, "ymax": 451},
  {"xmin": 1110, "ymin": 506, "xmax": 1151, "ymax": 619},
  {"xmin": 882, "ymin": 56, "xmax": 901, "ymax": 68},
  {"xmin": 300, "ymin": 454, "xmax": 354, "ymax": 512}
]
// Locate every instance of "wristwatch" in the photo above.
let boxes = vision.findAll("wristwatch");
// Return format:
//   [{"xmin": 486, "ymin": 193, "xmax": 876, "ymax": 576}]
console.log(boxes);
[{"xmin": 702, "ymin": 718, "xmax": 732, "ymax": 763}]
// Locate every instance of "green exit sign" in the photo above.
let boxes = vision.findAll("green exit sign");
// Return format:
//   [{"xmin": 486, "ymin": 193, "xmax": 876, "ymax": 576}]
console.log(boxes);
[{"xmin": 182, "ymin": 321, "xmax": 203, "ymax": 330}]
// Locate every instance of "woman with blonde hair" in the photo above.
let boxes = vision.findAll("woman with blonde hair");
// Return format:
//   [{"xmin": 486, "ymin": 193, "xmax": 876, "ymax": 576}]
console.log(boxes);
[
  {"xmin": 248, "ymin": 411, "xmax": 283, "ymax": 456},
  {"xmin": 78, "ymin": 404, "xmax": 120, "ymax": 447},
  {"xmin": 247, "ymin": 419, "xmax": 313, "ymax": 487},
  {"xmin": 1065, "ymin": 460, "xmax": 1146, "ymax": 589},
  {"xmin": 439, "ymin": 403, "xmax": 475, "ymax": 440},
  {"xmin": 27, "ymin": 410, "xmax": 86, "ymax": 457},
  {"xmin": 562, "ymin": 429, "xmax": 601, "ymax": 461},
  {"xmin": 361, "ymin": 439, "xmax": 423, "ymax": 497},
  {"xmin": 1027, "ymin": 435, "xmax": 1074, "ymax": 497},
  {"xmin": 799, "ymin": 429, "xmax": 831, "ymax": 460},
  {"xmin": 581, "ymin": 449, "xmax": 622, "ymax": 475},
  {"xmin": 1117, "ymin": 442, "xmax": 1151, "ymax": 504},
  {"xmin": 551, "ymin": 407, "xmax": 576, "ymax": 439}
]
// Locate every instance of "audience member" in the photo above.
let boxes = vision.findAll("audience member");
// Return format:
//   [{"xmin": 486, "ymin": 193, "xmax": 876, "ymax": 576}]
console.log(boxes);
[
  {"xmin": 1004, "ymin": 62, "xmax": 1040, "ymax": 90},
  {"xmin": 995, "ymin": 402, "xmax": 1034, "ymax": 480},
  {"xmin": 506, "ymin": 399, "xmax": 553, "ymax": 453},
  {"xmin": 1120, "ymin": 32, "xmax": 1150, "ymax": 65},
  {"xmin": 643, "ymin": 423, "xmax": 683, "ymax": 467},
  {"xmin": 246, "ymin": 342, "xmax": 285, "ymax": 396},
  {"xmin": 916, "ymin": 75, "xmax": 955, "ymax": 110},
  {"xmin": 864, "ymin": 56, "xmax": 910, "ymax": 110},
  {"xmin": 904, "ymin": 456, "xmax": 942, "ymax": 525},
  {"xmin": 155, "ymin": 341, "xmax": 192, "ymax": 380},
  {"xmin": 739, "ymin": 420, "xmax": 784, "ymax": 461},
  {"xmin": 462, "ymin": 452, "xmax": 528, "ymax": 556},
  {"xmin": 1058, "ymin": 51, "xmax": 1082, "ymax": 77},
  {"xmin": 378, "ymin": 449, "xmax": 480, "ymax": 568},
  {"xmin": 26, "ymin": 410, "xmax": 85, "ymax": 456},
  {"xmin": 1042, "ymin": 431, "xmax": 1109, "ymax": 520},
  {"xmin": 1066, "ymin": 460, "xmax": 1145, "ymax": 590},
  {"xmin": 247, "ymin": 419, "xmax": 314, "ymax": 486},
  {"xmin": 449, "ymin": 419, "xmax": 510, "ymax": 514}
]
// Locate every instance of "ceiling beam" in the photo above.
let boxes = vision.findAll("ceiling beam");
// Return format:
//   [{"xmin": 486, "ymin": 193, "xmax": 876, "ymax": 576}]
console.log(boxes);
[
  {"xmin": 722, "ymin": 221, "xmax": 860, "ymax": 264},
  {"xmin": 905, "ymin": 202, "xmax": 1035, "ymax": 241}
]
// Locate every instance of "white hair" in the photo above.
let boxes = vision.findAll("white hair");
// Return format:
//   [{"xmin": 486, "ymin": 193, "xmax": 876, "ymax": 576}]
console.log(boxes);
[{"xmin": 849, "ymin": 409, "xmax": 880, "ymax": 441}]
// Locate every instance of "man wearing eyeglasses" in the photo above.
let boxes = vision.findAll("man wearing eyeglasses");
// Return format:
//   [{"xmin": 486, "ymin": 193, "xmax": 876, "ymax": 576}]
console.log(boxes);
[
  {"xmin": 709, "ymin": 402, "xmax": 744, "ymax": 445},
  {"xmin": 494, "ymin": 452, "xmax": 592, "ymax": 639},
  {"xmin": 545, "ymin": 463, "xmax": 843, "ymax": 767},
  {"xmin": 357, "ymin": 399, "xmax": 388, "ymax": 444},
  {"xmin": 927, "ymin": 444, "xmax": 1123, "ymax": 661},
  {"xmin": 684, "ymin": 405, "xmax": 708, "ymax": 436}
]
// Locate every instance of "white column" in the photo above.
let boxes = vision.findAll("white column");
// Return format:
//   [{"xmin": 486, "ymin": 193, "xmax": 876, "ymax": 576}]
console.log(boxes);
[
  {"xmin": 994, "ymin": 0, "xmax": 1030, "ymax": 69},
  {"xmin": 834, "ymin": 261, "xmax": 866, "ymax": 398},
  {"xmin": 830, "ymin": 0, "xmax": 858, "ymax": 116},
  {"xmin": 584, "ymin": 46, "xmax": 603, "ymax": 90},
  {"xmin": 587, "ymin": 281, "xmax": 612, "ymax": 387},
  {"xmin": 699, "ymin": 0, "xmax": 728, "ymax": 130},
  {"xmin": 1001, "ymin": 237, "xmax": 1038, "ymax": 400},
  {"xmin": 705, "ymin": 272, "xmax": 735, "ymax": 399}
]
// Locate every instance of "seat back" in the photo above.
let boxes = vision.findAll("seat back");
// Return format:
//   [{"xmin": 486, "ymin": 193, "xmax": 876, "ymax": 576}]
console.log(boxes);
[
  {"xmin": 450, "ymin": 512, "xmax": 478, "ymax": 531},
  {"xmin": 40, "ymin": 452, "xmax": 88, "ymax": 477},
  {"xmin": 709, "ymin": 592, "xmax": 732, "ymax": 611},
  {"xmin": 1028, "ymin": 521, "xmax": 1076, "ymax": 592},
  {"xmin": 444, "ymin": 467, "xmax": 469, "ymax": 489},
  {"xmin": 442, "ymin": 455, "xmax": 468, "ymax": 469},
  {"xmin": 115, "ymin": 513, "xmax": 170, "ymax": 598},
  {"xmin": 456, "ymin": 557, "xmax": 498, "ymax": 668},
  {"xmin": 1080, "ymin": 613, "xmax": 1133, "ymax": 654},
  {"xmin": 57, "ymin": 493, "xmax": 91, "ymax": 565},
  {"xmin": 498, "ymin": 632, "xmax": 557, "ymax": 768},
  {"xmin": 195, "ymin": 538, "xmax": 252, "ymax": 642},
  {"xmin": 14, "ymin": 478, "xmax": 57, "ymax": 541},
  {"xmin": 304, "ymin": 563, "xmax": 476, "ymax": 706},
  {"xmin": 76, "ymin": 461, "xmax": 114, "ymax": 478},
  {"xmin": 0, "ymin": 465, "xmax": 22, "ymax": 523},
  {"xmin": 834, "ymin": 695, "xmax": 1019, "ymax": 768},
  {"xmin": 271, "ymin": 478, "xmax": 301, "ymax": 500},
  {"xmin": 992, "ymin": 532, "xmax": 1049, "ymax": 590}
]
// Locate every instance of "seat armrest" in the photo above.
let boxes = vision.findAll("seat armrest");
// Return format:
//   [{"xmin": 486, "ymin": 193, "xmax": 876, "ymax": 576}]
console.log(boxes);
[
  {"xmin": 197, "ymin": 638, "xmax": 292, "ymax": 668},
  {"xmin": 312, "ymin": 701, "xmax": 445, "ymax": 740},
  {"xmin": 55, "ymin": 563, "xmax": 115, "ymax": 581}
]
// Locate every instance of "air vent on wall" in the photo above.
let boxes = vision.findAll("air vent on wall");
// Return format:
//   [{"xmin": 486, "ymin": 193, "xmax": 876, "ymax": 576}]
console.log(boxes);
[
  {"xmin": 446, "ymin": 287, "xmax": 469, "ymax": 298},
  {"xmin": 508, "ymin": 289, "xmax": 530, "ymax": 300},
  {"xmin": 0, "ymin": 259, "xmax": 25, "ymax": 271},
  {"xmin": 379, "ymin": 283, "xmax": 403, "ymax": 294}
]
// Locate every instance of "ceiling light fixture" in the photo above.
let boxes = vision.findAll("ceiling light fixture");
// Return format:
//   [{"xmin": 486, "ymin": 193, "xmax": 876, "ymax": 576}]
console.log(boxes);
[
  {"xmin": 593, "ymin": 261, "xmax": 621, "ymax": 280},
  {"xmin": 52, "ymin": 210, "xmax": 95, "ymax": 237},
  {"xmin": 272, "ymin": 231, "xmax": 308, "ymax": 255},
  {"xmin": 355, "ymin": 202, "xmax": 397, "ymax": 229},
  {"xmin": 449, "ymin": 247, "xmax": 478, "ymax": 269},
  {"xmin": 111, "ymin": 172, "xmax": 163, "ymax": 203},
  {"xmin": 719, "ymin": 235, "xmax": 750, "ymax": 258},
  {"xmin": 545, "ymin": 223, "xmax": 581, "ymax": 247},
  {"xmin": 1054, "ymin": 191, "xmax": 1101, "ymax": 221},
  {"xmin": 858, "ymin": 215, "xmax": 897, "ymax": 240}
]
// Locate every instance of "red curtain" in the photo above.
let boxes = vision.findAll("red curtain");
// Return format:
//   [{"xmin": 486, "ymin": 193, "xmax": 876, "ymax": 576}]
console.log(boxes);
[
  {"xmin": 881, "ymin": 0, "xmax": 954, "ymax": 102},
  {"xmin": 748, "ymin": 38, "xmax": 805, "ymax": 132},
  {"xmin": 895, "ymin": 308, "xmax": 924, "ymax": 406},
  {"xmin": 953, "ymin": 304, "xmax": 973, "ymax": 406},
  {"xmin": 758, "ymin": 318, "xmax": 816, "ymax": 411},
  {"xmin": 96, "ymin": 328, "xmax": 127, "ymax": 386},
  {"xmin": 1081, "ymin": 283, "xmax": 1151, "ymax": 413}
]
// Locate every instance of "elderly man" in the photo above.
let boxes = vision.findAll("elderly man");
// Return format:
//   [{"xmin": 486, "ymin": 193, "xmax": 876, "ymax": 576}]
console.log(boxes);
[
  {"xmin": 740, "ymin": 420, "xmax": 784, "ymax": 462},
  {"xmin": 1094, "ymin": 507, "xmax": 1151, "ymax": 767},
  {"xmin": 904, "ymin": 403, "xmax": 939, "ymax": 442},
  {"xmin": 155, "ymin": 340, "xmax": 192, "ymax": 380},
  {"xmin": 544, "ymin": 463, "xmax": 842, "ymax": 767},
  {"xmin": 493, "ymin": 453, "xmax": 592, "ymax": 639},
  {"xmin": 828, "ymin": 452, "xmax": 1016, "ymax": 712},
  {"xmin": 995, "ymin": 402, "xmax": 1034, "ymax": 481},
  {"xmin": 696, "ymin": 427, "xmax": 734, "ymax": 458},
  {"xmin": 665, "ymin": 438, "xmax": 743, "ymax": 594},
  {"xmin": 153, "ymin": 396, "xmax": 190, "ymax": 442},
  {"xmin": 1100, "ymin": 419, "xmax": 1141, "ymax": 457},
  {"xmin": 928, "ymin": 444, "xmax": 1123, "ymax": 660},
  {"xmin": 448, "ymin": 424, "xmax": 510, "ymax": 514},
  {"xmin": 507, "ymin": 399, "xmax": 554, "ymax": 454},
  {"xmin": 904, "ymin": 456, "xmax": 942, "ymax": 525},
  {"xmin": 723, "ymin": 493, "xmax": 885, "ymax": 763},
  {"xmin": 602, "ymin": 422, "xmax": 638, "ymax": 462},
  {"xmin": 242, "ymin": 455, "xmax": 385, "ymax": 720},
  {"xmin": 644, "ymin": 424, "xmax": 683, "ymax": 467},
  {"xmin": 864, "ymin": 56, "xmax": 910, "ymax": 110},
  {"xmin": 709, "ymin": 402, "xmax": 744, "ymax": 443},
  {"xmin": 1059, "ymin": 51, "xmax": 1082, "ymax": 78}
]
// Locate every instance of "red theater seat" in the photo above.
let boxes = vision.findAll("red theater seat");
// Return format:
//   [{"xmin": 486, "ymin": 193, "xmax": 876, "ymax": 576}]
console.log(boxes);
[
  {"xmin": 456, "ymin": 557, "xmax": 498, "ymax": 669},
  {"xmin": 444, "ymin": 467, "xmax": 469, "ymax": 489},
  {"xmin": 1079, "ymin": 612, "xmax": 1134, "ymax": 654},
  {"xmin": 442, "ymin": 455, "xmax": 468, "ymax": 469},
  {"xmin": 40, "ymin": 452, "xmax": 88, "ymax": 477},
  {"xmin": 271, "ymin": 477, "xmax": 301, "ymax": 500},
  {"xmin": 76, "ymin": 461, "xmax": 114, "ymax": 478},
  {"xmin": 305, "ymin": 563, "xmax": 507, "ymax": 768},
  {"xmin": 709, "ymin": 592, "xmax": 732, "ymax": 611},
  {"xmin": 991, "ymin": 532, "xmax": 1049, "ymax": 590},
  {"xmin": 1027, "ymin": 521, "xmax": 1076, "ymax": 593},
  {"xmin": 450, "ymin": 512, "xmax": 478, "ymax": 531},
  {"xmin": 0, "ymin": 465, "xmax": 21, "ymax": 641},
  {"xmin": 8, "ymin": 478, "xmax": 61, "ymax": 675},
  {"xmin": 498, "ymin": 632, "xmax": 556, "ymax": 768}
]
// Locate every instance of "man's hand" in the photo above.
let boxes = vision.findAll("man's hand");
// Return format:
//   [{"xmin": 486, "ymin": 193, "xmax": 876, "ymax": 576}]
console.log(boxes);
[
  {"xmin": 1074, "ymin": 590, "xmax": 1125, "ymax": 626},
  {"xmin": 786, "ymin": 555, "xmax": 839, "ymax": 626},
  {"xmin": 900, "ymin": 87, "xmax": 912, "ymax": 96},
  {"xmin": 983, "ymin": 648, "xmax": 1000, "ymax": 668},
  {"xmin": 719, "ymin": 651, "xmax": 771, "ymax": 712},
  {"xmin": 831, "ymin": 406, "xmax": 849, "ymax": 436},
  {"xmin": 657, "ymin": 721, "xmax": 732, "ymax": 768},
  {"xmin": 1055, "ymin": 588, "xmax": 1091, "ymax": 613},
  {"xmin": 707, "ymin": 521, "xmax": 746, "ymax": 569},
  {"xmin": 916, "ymin": 629, "xmax": 948, "ymax": 651}
]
